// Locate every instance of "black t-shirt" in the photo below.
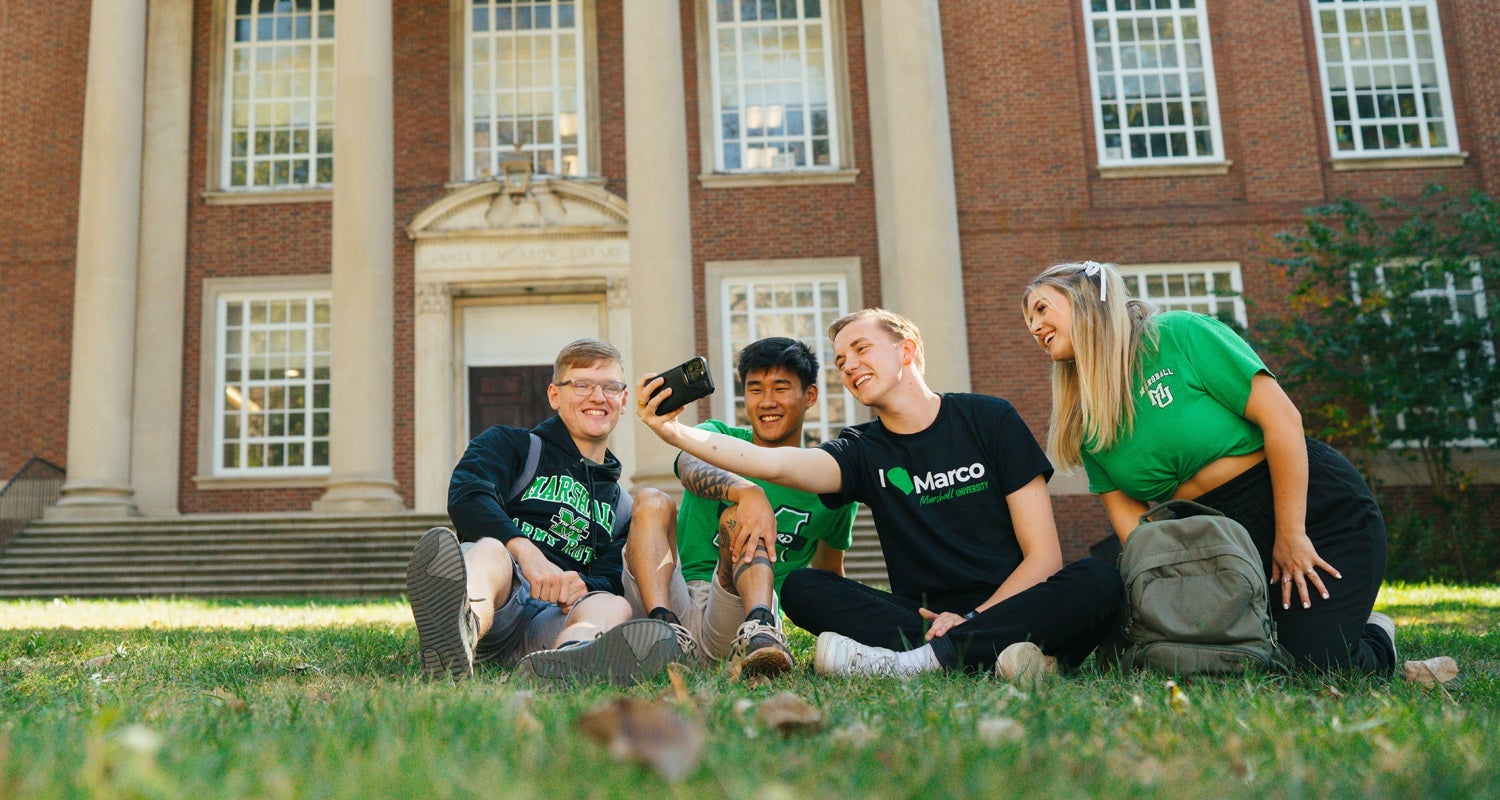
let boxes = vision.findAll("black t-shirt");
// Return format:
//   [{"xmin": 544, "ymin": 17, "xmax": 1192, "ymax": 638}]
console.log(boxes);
[{"xmin": 817, "ymin": 393, "xmax": 1054, "ymax": 606}]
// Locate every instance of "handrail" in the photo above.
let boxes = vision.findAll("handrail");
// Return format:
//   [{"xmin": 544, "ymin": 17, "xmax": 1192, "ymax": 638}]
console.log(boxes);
[{"xmin": 0, "ymin": 457, "xmax": 66, "ymax": 549}]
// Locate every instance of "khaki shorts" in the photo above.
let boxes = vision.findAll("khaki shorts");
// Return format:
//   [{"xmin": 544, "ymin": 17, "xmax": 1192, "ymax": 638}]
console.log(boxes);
[{"xmin": 621, "ymin": 559, "xmax": 779, "ymax": 661}]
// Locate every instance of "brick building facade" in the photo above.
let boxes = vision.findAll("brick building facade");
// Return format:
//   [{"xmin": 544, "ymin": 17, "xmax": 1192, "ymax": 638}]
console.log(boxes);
[{"xmin": 3, "ymin": 0, "xmax": 1497, "ymax": 558}]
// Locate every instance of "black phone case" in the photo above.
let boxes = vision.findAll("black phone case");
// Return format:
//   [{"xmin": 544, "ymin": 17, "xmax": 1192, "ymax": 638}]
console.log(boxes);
[{"xmin": 651, "ymin": 356, "xmax": 715, "ymax": 414}]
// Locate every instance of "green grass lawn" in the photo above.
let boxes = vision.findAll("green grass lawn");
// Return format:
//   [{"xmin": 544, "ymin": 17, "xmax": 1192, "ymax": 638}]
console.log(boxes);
[{"xmin": 2, "ymin": 584, "xmax": 1497, "ymax": 799}]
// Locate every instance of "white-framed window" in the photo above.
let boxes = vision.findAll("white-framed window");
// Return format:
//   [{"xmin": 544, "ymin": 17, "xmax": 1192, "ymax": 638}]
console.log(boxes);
[
  {"xmin": 1358, "ymin": 261, "xmax": 1496, "ymax": 440},
  {"xmin": 707, "ymin": 259, "xmax": 862, "ymax": 446},
  {"xmin": 465, "ymin": 0, "xmax": 587, "ymax": 179},
  {"xmin": 212, "ymin": 291, "xmax": 332, "ymax": 475},
  {"xmin": 1083, "ymin": 0, "xmax": 1224, "ymax": 165},
  {"xmin": 220, "ymin": 0, "xmax": 335, "ymax": 190},
  {"xmin": 707, "ymin": 0, "xmax": 841, "ymax": 173},
  {"xmin": 1310, "ymin": 0, "xmax": 1459, "ymax": 157},
  {"xmin": 1120, "ymin": 262, "xmax": 1246, "ymax": 325}
]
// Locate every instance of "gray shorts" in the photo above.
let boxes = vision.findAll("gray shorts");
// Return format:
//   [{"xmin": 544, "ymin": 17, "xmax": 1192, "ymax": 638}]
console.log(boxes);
[
  {"xmin": 460, "ymin": 542, "xmax": 607, "ymax": 667},
  {"xmin": 621, "ymin": 558, "xmax": 779, "ymax": 661}
]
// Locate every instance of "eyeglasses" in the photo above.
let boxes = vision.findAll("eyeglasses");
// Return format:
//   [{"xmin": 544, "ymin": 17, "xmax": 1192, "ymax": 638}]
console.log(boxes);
[{"xmin": 555, "ymin": 378, "xmax": 627, "ymax": 399}]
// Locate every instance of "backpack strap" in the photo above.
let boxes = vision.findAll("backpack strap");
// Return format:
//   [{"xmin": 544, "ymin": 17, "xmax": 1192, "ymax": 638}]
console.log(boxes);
[
  {"xmin": 506, "ymin": 432, "xmax": 544, "ymax": 505},
  {"xmin": 1138, "ymin": 498, "xmax": 1227, "ymax": 526},
  {"xmin": 610, "ymin": 488, "xmax": 633, "ymax": 538}
]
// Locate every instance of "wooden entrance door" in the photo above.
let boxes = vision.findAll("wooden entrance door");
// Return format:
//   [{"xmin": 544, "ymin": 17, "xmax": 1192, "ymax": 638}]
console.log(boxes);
[{"xmin": 468, "ymin": 365, "xmax": 554, "ymax": 440}]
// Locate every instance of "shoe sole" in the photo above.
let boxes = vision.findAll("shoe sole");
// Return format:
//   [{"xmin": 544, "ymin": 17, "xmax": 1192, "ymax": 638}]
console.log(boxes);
[
  {"xmin": 516, "ymin": 619, "xmax": 684, "ymax": 686},
  {"xmin": 406, "ymin": 527, "xmax": 473, "ymax": 680},
  {"xmin": 1368, "ymin": 611, "xmax": 1397, "ymax": 662},
  {"xmin": 728, "ymin": 644, "xmax": 794, "ymax": 680}
]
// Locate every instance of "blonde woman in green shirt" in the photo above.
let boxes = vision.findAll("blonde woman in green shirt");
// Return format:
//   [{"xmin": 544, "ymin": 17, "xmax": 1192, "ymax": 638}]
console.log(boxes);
[{"xmin": 1023, "ymin": 261, "xmax": 1395, "ymax": 675}]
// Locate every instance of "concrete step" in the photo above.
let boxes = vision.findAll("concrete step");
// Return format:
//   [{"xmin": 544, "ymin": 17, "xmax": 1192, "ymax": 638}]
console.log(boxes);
[
  {"xmin": 0, "ymin": 512, "xmax": 448, "ymax": 599},
  {"xmin": 0, "ymin": 509, "xmax": 892, "ymax": 598}
]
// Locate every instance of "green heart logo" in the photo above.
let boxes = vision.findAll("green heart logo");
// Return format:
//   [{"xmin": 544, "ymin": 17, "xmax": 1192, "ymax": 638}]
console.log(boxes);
[{"xmin": 886, "ymin": 467, "xmax": 914, "ymax": 495}]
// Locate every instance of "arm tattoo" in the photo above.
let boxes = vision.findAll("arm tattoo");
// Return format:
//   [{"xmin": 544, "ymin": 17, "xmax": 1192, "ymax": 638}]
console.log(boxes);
[{"xmin": 678, "ymin": 453, "xmax": 750, "ymax": 501}]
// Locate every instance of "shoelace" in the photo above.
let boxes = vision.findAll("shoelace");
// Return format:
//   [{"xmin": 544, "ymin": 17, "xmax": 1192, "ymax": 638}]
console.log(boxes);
[
  {"xmin": 667, "ymin": 622, "xmax": 697, "ymax": 658},
  {"xmin": 846, "ymin": 646, "xmax": 897, "ymax": 676},
  {"xmin": 736, "ymin": 619, "xmax": 786, "ymax": 648}
]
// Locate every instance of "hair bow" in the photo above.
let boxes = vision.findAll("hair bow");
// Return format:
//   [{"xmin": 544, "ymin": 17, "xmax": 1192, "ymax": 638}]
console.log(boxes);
[{"xmin": 1083, "ymin": 260, "xmax": 1108, "ymax": 302}]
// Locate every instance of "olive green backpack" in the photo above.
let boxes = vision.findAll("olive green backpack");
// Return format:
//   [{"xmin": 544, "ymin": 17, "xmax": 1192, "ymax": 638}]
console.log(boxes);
[{"xmin": 1118, "ymin": 500, "xmax": 1294, "ymax": 675}]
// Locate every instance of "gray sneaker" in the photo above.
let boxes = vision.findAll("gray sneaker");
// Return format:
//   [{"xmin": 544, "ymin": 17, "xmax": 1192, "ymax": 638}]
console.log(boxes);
[
  {"xmin": 514, "ymin": 618, "xmax": 687, "ymax": 686},
  {"xmin": 725, "ymin": 619, "xmax": 794, "ymax": 680},
  {"xmin": 406, "ymin": 527, "xmax": 477, "ymax": 680}
]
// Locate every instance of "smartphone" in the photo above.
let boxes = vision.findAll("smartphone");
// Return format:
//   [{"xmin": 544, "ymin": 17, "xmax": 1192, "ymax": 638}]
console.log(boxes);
[{"xmin": 650, "ymin": 356, "xmax": 715, "ymax": 415}]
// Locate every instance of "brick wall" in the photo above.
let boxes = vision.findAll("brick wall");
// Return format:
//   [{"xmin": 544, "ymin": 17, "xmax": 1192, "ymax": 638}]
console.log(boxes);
[
  {"xmin": 5, "ymin": 0, "xmax": 1497, "ymax": 523},
  {"xmin": 946, "ymin": 0, "xmax": 1500, "ymax": 541},
  {"xmin": 0, "ymin": 1, "xmax": 88, "ymax": 481}
]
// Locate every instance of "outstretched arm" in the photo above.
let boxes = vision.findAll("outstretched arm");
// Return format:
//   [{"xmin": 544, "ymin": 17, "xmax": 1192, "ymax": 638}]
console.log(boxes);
[{"xmin": 636, "ymin": 373, "xmax": 842, "ymax": 494}]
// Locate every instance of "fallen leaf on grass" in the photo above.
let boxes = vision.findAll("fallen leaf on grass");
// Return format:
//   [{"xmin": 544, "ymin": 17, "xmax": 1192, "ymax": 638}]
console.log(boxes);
[
  {"xmin": 666, "ymin": 660, "xmax": 693, "ymax": 705},
  {"xmin": 1403, "ymin": 657, "xmax": 1459, "ymax": 685},
  {"xmin": 830, "ymin": 721, "xmax": 880, "ymax": 747},
  {"xmin": 753, "ymin": 692, "xmax": 823, "ymax": 736},
  {"xmin": 207, "ymin": 691, "xmax": 248, "ymax": 713},
  {"xmin": 576, "ymin": 697, "xmax": 703, "ymax": 783},
  {"xmin": 508, "ymin": 691, "xmax": 541, "ymax": 732},
  {"xmin": 976, "ymin": 716, "xmax": 1024, "ymax": 745},
  {"xmin": 1166, "ymin": 680, "xmax": 1191, "ymax": 712}
]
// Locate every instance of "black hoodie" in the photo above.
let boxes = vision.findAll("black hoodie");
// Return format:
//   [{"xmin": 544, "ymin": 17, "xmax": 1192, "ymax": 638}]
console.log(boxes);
[{"xmin": 447, "ymin": 415, "xmax": 628, "ymax": 594}]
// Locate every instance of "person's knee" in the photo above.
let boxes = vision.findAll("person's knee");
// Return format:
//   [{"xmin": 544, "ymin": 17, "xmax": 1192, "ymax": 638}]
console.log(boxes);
[
  {"xmin": 779, "ymin": 568, "xmax": 834, "ymax": 615},
  {"xmin": 572, "ymin": 592, "xmax": 632, "ymax": 626},
  {"xmin": 465, "ymin": 538, "xmax": 515, "ymax": 589},
  {"xmin": 632, "ymin": 488, "xmax": 676, "ymax": 527}
]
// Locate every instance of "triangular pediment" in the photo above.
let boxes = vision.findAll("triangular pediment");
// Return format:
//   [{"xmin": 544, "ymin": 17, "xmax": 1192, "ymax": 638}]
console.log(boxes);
[{"xmin": 407, "ymin": 178, "xmax": 628, "ymax": 239}]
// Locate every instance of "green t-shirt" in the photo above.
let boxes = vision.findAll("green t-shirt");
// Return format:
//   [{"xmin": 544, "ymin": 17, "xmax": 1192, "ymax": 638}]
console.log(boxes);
[
  {"xmin": 675, "ymin": 420, "xmax": 856, "ymax": 591},
  {"xmin": 1081, "ymin": 311, "xmax": 1268, "ymax": 502}
]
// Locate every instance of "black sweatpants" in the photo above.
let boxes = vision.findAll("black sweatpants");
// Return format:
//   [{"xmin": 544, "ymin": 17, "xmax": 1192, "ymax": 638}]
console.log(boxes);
[
  {"xmin": 1190, "ymin": 436, "xmax": 1394, "ymax": 676},
  {"xmin": 780, "ymin": 557, "xmax": 1123, "ymax": 673}
]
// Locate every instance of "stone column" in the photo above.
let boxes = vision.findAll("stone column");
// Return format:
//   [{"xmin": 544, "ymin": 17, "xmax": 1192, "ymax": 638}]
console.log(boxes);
[
  {"xmin": 624, "ymin": 0, "xmax": 696, "ymax": 490},
  {"xmin": 49, "ymin": 0, "xmax": 149, "ymax": 519},
  {"xmin": 130, "ymin": 0, "xmax": 194, "ymax": 516},
  {"xmin": 863, "ymin": 0, "xmax": 971, "ymax": 393},
  {"xmin": 412, "ymin": 283, "xmax": 453, "ymax": 513},
  {"xmin": 314, "ymin": 0, "xmax": 403, "ymax": 512}
]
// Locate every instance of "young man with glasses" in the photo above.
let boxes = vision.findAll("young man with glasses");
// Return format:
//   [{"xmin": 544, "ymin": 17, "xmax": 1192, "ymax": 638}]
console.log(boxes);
[{"xmin": 407, "ymin": 338, "xmax": 688, "ymax": 683}]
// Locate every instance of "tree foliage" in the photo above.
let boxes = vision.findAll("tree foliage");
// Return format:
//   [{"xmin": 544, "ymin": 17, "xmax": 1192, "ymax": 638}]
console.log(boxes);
[{"xmin": 1261, "ymin": 186, "xmax": 1500, "ymax": 501}]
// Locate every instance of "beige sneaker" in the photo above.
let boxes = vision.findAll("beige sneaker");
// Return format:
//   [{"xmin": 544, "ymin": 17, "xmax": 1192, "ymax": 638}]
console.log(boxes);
[
  {"xmin": 996, "ymin": 641, "xmax": 1057, "ymax": 686},
  {"xmin": 725, "ymin": 618, "xmax": 794, "ymax": 680}
]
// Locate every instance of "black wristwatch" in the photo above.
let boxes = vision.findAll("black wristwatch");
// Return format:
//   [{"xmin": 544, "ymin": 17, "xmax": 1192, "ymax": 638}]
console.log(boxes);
[{"xmin": 964, "ymin": 610, "xmax": 978, "ymax": 620}]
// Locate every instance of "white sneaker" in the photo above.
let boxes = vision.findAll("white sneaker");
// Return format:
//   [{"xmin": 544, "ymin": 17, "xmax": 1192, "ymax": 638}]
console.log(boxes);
[
  {"xmin": 814, "ymin": 631, "xmax": 908, "ymax": 677},
  {"xmin": 1368, "ymin": 611, "xmax": 1397, "ymax": 662},
  {"xmin": 995, "ymin": 641, "xmax": 1057, "ymax": 686}
]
